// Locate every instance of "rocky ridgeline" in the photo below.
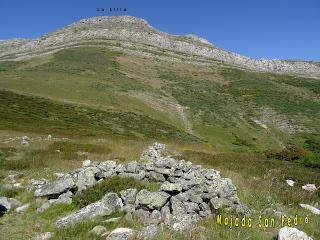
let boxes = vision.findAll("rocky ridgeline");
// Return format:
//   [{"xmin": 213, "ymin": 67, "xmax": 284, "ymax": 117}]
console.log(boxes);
[
  {"xmin": 30, "ymin": 143, "xmax": 248, "ymax": 234},
  {"xmin": 0, "ymin": 16, "xmax": 319, "ymax": 77}
]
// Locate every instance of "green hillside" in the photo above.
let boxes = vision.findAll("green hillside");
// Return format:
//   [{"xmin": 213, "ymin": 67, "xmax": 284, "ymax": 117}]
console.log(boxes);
[{"xmin": 0, "ymin": 46, "xmax": 319, "ymax": 239}]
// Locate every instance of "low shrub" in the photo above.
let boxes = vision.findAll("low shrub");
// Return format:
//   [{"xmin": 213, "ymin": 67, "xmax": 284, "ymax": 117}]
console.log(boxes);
[
  {"xmin": 0, "ymin": 184, "xmax": 21, "ymax": 198},
  {"xmin": 265, "ymin": 145, "xmax": 305, "ymax": 161},
  {"xmin": 301, "ymin": 152, "xmax": 320, "ymax": 168}
]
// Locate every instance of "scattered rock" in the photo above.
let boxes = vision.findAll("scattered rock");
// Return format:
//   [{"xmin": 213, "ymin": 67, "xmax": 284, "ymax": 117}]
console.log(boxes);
[
  {"xmin": 302, "ymin": 184, "xmax": 317, "ymax": 192},
  {"xmin": 160, "ymin": 182, "xmax": 182, "ymax": 193},
  {"xmin": 37, "ymin": 202, "xmax": 51, "ymax": 213},
  {"xmin": 76, "ymin": 167, "xmax": 99, "ymax": 191},
  {"xmin": 82, "ymin": 159, "xmax": 92, "ymax": 167},
  {"xmin": 34, "ymin": 232, "xmax": 54, "ymax": 240},
  {"xmin": 5, "ymin": 173, "xmax": 24, "ymax": 183},
  {"xmin": 106, "ymin": 227, "xmax": 137, "ymax": 240},
  {"xmin": 16, "ymin": 203, "xmax": 30, "ymax": 213},
  {"xmin": 56, "ymin": 193, "xmax": 122, "ymax": 228},
  {"xmin": 299, "ymin": 204, "xmax": 320, "ymax": 215},
  {"xmin": 286, "ymin": 180, "xmax": 295, "ymax": 187},
  {"xmin": 120, "ymin": 188, "xmax": 137, "ymax": 205},
  {"xmin": 278, "ymin": 227, "xmax": 313, "ymax": 240}
]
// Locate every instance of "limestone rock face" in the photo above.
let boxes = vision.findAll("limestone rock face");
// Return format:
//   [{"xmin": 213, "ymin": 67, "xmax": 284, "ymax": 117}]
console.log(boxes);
[
  {"xmin": 278, "ymin": 227, "xmax": 313, "ymax": 240},
  {"xmin": 1, "ymin": 16, "xmax": 319, "ymax": 77}
]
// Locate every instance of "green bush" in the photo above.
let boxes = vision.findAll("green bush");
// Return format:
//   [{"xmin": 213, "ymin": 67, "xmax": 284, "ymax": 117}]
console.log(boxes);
[
  {"xmin": 73, "ymin": 176, "xmax": 146, "ymax": 208},
  {"xmin": 301, "ymin": 152, "xmax": 320, "ymax": 168},
  {"xmin": 0, "ymin": 150, "xmax": 5, "ymax": 161},
  {"xmin": 0, "ymin": 184, "xmax": 21, "ymax": 198},
  {"xmin": 265, "ymin": 145, "xmax": 305, "ymax": 161},
  {"xmin": 305, "ymin": 137, "xmax": 320, "ymax": 154}
]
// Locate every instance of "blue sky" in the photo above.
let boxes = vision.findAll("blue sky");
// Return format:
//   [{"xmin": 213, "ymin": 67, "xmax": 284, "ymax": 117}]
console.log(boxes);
[{"xmin": 0, "ymin": 0, "xmax": 319, "ymax": 61}]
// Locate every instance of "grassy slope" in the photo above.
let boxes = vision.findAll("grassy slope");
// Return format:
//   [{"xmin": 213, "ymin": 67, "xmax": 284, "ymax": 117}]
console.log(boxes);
[{"xmin": 0, "ymin": 46, "xmax": 319, "ymax": 239}]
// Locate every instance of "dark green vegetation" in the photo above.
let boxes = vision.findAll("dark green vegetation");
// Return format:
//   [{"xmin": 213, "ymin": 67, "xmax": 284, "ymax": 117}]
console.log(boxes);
[
  {"xmin": 0, "ymin": 90, "xmax": 199, "ymax": 142},
  {"xmin": 73, "ymin": 176, "xmax": 160, "ymax": 208}
]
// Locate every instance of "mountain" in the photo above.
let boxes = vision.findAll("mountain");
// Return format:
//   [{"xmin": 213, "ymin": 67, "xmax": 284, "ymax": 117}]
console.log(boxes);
[{"xmin": 1, "ymin": 16, "xmax": 320, "ymax": 77}]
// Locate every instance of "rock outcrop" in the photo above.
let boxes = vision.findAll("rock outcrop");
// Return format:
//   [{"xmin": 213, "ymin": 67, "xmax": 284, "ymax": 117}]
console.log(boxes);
[{"xmin": 1, "ymin": 16, "xmax": 319, "ymax": 77}]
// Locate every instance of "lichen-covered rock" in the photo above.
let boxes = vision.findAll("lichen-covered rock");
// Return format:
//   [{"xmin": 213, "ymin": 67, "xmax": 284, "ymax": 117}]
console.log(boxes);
[
  {"xmin": 102, "ymin": 193, "xmax": 123, "ymax": 210},
  {"xmin": 139, "ymin": 224, "xmax": 162, "ymax": 240},
  {"xmin": 160, "ymin": 182, "xmax": 182, "ymax": 193},
  {"xmin": 135, "ymin": 190, "xmax": 170, "ymax": 210},
  {"xmin": 76, "ymin": 167, "xmax": 99, "ymax": 191},
  {"xmin": 147, "ymin": 172, "xmax": 166, "ymax": 182},
  {"xmin": 299, "ymin": 204, "xmax": 320, "ymax": 215},
  {"xmin": 96, "ymin": 160, "xmax": 117, "ymax": 179},
  {"xmin": 34, "ymin": 175, "xmax": 75, "ymax": 198},
  {"xmin": 56, "ymin": 193, "xmax": 122, "ymax": 228},
  {"xmin": 120, "ymin": 188, "xmax": 138, "ymax": 205}
]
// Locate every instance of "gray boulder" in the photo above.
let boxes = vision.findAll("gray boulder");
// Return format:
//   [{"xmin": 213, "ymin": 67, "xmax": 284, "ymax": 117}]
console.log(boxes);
[
  {"xmin": 148, "ymin": 172, "xmax": 166, "ymax": 182},
  {"xmin": 56, "ymin": 193, "xmax": 122, "ymax": 228},
  {"xmin": 141, "ymin": 143, "xmax": 166, "ymax": 162},
  {"xmin": 160, "ymin": 182, "xmax": 182, "ymax": 193},
  {"xmin": 102, "ymin": 192, "xmax": 123, "ymax": 210},
  {"xmin": 0, "ymin": 197, "xmax": 11, "ymax": 213},
  {"xmin": 37, "ymin": 202, "xmax": 51, "ymax": 213},
  {"xmin": 16, "ymin": 203, "xmax": 30, "ymax": 213},
  {"xmin": 135, "ymin": 190, "xmax": 170, "ymax": 210},
  {"xmin": 96, "ymin": 160, "xmax": 117, "ymax": 179},
  {"xmin": 124, "ymin": 161, "xmax": 139, "ymax": 173},
  {"xmin": 56, "ymin": 201, "xmax": 107, "ymax": 228},
  {"xmin": 106, "ymin": 228, "xmax": 137, "ymax": 240},
  {"xmin": 184, "ymin": 202, "xmax": 200, "ymax": 213},
  {"xmin": 278, "ymin": 227, "xmax": 313, "ymax": 240},
  {"xmin": 76, "ymin": 167, "xmax": 99, "ymax": 191},
  {"xmin": 34, "ymin": 175, "xmax": 75, "ymax": 198},
  {"xmin": 120, "ymin": 188, "xmax": 137, "ymax": 205},
  {"xmin": 170, "ymin": 197, "xmax": 187, "ymax": 216}
]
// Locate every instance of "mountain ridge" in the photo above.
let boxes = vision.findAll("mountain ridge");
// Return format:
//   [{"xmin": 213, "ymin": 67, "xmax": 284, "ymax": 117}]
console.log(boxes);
[{"xmin": 0, "ymin": 16, "xmax": 319, "ymax": 77}]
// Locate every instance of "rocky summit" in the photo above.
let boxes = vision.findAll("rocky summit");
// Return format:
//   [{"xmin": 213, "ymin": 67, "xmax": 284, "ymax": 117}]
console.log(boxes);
[
  {"xmin": 0, "ymin": 16, "xmax": 319, "ymax": 77},
  {"xmin": 30, "ymin": 143, "xmax": 248, "ymax": 232}
]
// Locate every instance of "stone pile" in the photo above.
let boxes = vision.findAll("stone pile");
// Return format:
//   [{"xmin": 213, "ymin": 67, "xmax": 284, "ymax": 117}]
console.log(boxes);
[{"xmin": 31, "ymin": 143, "xmax": 248, "ymax": 231}]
